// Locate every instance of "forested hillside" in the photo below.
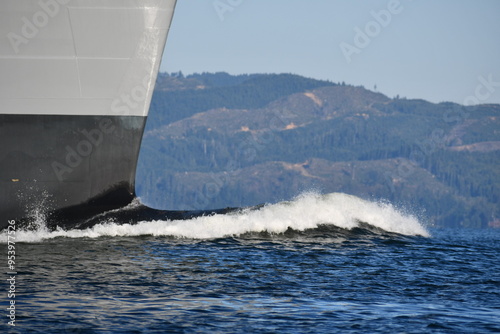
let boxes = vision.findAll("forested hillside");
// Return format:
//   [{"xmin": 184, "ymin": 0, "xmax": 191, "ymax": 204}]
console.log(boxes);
[{"xmin": 136, "ymin": 72, "xmax": 500, "ymax": 228}]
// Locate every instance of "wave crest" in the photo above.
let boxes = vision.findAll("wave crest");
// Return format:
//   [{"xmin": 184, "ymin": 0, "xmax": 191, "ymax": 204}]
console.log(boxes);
[{"xmin": 1, "ymin": 192, "xmax": 429, "ymax": 242}]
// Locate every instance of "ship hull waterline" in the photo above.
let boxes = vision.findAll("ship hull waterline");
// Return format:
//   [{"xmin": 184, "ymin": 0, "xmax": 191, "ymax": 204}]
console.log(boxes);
[
  {"xmin": 0, "ymin": 110, "xmax": 242, "ymax": 230},
  {"xmin": 0, "ymin": 0, "xmax": 244, "ymax": 230}
]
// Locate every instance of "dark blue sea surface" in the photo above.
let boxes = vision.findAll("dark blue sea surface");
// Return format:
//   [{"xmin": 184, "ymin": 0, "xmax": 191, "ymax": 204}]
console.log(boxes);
[{"xmin": 1, "ymin": 193, "xmax": 499, "ymax": 333}]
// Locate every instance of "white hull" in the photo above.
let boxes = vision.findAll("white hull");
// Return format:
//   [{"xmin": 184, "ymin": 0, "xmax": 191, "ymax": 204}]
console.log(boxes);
[{"xmin": 0, "ymin": 0, "xmax": 176, "ymax": 116}]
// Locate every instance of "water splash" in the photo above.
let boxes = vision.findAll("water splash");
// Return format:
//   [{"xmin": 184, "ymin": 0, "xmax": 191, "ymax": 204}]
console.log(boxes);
[
  {"xmin": 1, "ymin": 192, "xmax": 429, "ymax": 243},
  {"xmin": 15, "ymin": 184, "xmax": 52, "ymax": 232}
]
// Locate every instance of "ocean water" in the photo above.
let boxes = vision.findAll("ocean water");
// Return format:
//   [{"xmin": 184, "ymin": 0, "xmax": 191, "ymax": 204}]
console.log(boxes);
[{"xmin": 1, "ymin": 192, "xmax": 499, "ymax": 333}]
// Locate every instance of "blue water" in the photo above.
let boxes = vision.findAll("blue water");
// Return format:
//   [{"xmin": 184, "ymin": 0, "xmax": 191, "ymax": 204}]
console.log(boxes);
[{"xmin": 1, "ymin": 193, "xmax": 499, "ymax": 333}]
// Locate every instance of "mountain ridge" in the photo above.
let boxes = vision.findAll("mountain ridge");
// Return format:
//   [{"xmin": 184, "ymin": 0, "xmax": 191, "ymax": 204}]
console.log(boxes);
[{"xmin": 137, "ymin": 72, "xmax": 499, "ymax": 228}]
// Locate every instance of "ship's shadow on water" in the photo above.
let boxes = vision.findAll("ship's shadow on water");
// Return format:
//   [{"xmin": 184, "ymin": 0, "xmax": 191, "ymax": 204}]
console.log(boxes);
[{"xmin": 63, "ymin": 202, "xmax": 245, "ymax": 231}]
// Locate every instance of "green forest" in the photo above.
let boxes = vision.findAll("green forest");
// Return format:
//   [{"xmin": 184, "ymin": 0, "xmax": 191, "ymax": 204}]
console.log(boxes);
[{"xmin": 136, "ymin": 72, "xmax": 500, "ymax": 229}]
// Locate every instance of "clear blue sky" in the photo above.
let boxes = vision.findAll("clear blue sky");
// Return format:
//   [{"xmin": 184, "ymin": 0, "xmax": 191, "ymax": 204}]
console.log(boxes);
[{"xmin": 161, "ymin": 0, "xmax": 500, "ymax": 105}]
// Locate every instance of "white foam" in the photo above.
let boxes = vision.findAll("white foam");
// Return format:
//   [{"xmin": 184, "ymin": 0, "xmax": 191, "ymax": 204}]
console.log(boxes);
[{"xmin": 0, "ymin": 192, "xmax": 429, "ymax": 243}]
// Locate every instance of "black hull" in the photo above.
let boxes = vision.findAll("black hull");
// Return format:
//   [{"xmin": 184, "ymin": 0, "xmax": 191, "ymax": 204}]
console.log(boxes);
[{"xmin": 0, "ymin": 114, "xmax": 146, "ymax": 230}]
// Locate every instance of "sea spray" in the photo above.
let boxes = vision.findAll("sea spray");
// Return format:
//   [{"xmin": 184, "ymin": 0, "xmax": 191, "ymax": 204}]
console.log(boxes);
[{"xmin": 0, "ymin": 192, "xmax": 429, "ymax": 243}]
